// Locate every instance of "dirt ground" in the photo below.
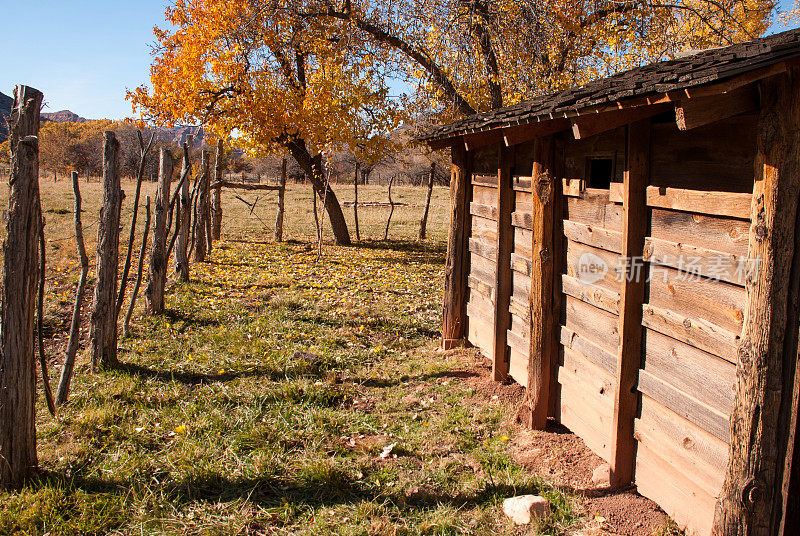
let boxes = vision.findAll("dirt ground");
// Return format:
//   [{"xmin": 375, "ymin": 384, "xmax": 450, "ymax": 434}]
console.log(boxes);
[{"xmin": 454, "ymin": 354, "xmax": 672, "ymax": 536}]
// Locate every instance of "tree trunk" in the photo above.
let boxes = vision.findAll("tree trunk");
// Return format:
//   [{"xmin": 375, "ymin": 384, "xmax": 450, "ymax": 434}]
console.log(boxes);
[
  {"xmin": 354, "ymin": 162, "xmax": 361, "ymax": 241},
  {"xmin": 419, "ymin": 162, "xmax": 435, "ymax": 240},
  {"xmin": 286, "ymin": 138, "xmax": 351, "ymax": 246},
  {"xmin": 145, "ymin": 148, "xmax": 172, "ymax": 314},
  {"xmin": 90, "ymin": 131, "xmax": 123, "ymax": 371},
  {"xmin": 713, "ymin": 69, "xmax": 800, "ymax": 536},
  {"xmin": 274, "ymin": 158, "xmax": 286, "ymax": 242},
  {"xmin": 1, "ymin": 85, "xmax": 43, "ymax": 488},
  {"xmin": 56, "ymin": 171, "xmax": 89, "ymax": 405},
  {"xmin": 193, "ymin": 150, "xmax": 210, "ymax": 262},
  {"xmin": 211, "ymin": 139, "xmax": 223, "ymax": 241},
  {"xmin": 175, "ymin": 138, "xmax": 192, "ymax": 281}
]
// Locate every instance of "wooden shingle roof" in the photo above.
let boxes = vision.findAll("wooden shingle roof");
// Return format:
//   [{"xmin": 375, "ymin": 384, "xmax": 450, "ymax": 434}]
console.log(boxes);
[{"xmin": 420, "ymin": 27, "xmax": 800, "ymax": 143}]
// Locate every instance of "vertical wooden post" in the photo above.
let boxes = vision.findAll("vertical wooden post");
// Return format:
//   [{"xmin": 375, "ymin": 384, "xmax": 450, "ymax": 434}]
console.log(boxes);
[
  {"xmin": 211, "ymin": 139, "xmax": 223, "ymax": 241},
  {"xmin": 0, "ymin": 85, "xmax": 43, "ymax": 488},
  {"xmin": 713, "ymin": 69, "xmax": 800, "ymax": 536},
  {"xmin": 609, "ymin": 119, "xmax": 650, "ymax": 488},
  {"xmin": 176, "ymin": 136, "xmax": 192, "ymax": 281},
  {"xmin": 493, "ymin": 146, "xmax": 514, "ymax": 381},
  {"xmin": 90, "ymin": 131, "xmax": 122, "ymax": 371},
  {"xmin": 419, "ymin": 162, "xmax": 436, "ymax": 241},
  {"xmin": 442, "ymin": 144, "xmax": 471, "ymax": 350},
  {"xmin": 520, "ymin": 136, "xmax": 556, "ymax": 429},
  {"xmin": 274, "ymin": 158, "xmax": 287, "ymax": 242},
  {"xmin": 145, "ymin": 148, "xmax": 173, "ymax": 314},
  {"xmin": 193, "ymin": 150, "xmax": 209, "ymax": 262}
]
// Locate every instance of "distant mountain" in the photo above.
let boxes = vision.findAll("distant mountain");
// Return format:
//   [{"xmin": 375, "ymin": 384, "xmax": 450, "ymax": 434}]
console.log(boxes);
[
  {"xmin": 0, "ymin": 91, "xmax": 12, "ymax": 142},
  {"xmin": 41, "ymin": 110, "xmax": 87, "ymax": 123}
]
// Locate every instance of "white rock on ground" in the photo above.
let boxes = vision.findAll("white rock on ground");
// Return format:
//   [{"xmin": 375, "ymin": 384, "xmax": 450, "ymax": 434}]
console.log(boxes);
[
  {"xmin": 502, "ymin": 495, "xmax": 551, "ymax": 524},
  {"xmin": 591, "ymin": 463, "xmax": 611, "ymax": 488}
]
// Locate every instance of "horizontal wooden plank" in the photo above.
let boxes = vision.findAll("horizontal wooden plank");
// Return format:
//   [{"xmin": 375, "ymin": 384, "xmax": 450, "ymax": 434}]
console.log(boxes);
[
  {"xmin": 561, "ymin": 274, "xmax": 620, "ymax": 315},
  {"xmin": 565, "ymin": 240, "xmax": 622, "ymax": 294},
  {"xmin": 650, "ymin": 208, "xmax": 750, "ymax": 259},
  {"xmin": 511, "ymin": 211, "xmax": 533, "ymax": 230},
  {"xmin": 510, "ymin": 252, "xmax": 532, "ymax": 276},
  {"xmin": 472, "ymin": 184, "xmax": 498, "ymax": 205},
  {"xmin": 558, "ymin": 363, "xmax": 614, "ymax": 414},
  {"xmin": 509, "ymin": 296, "xmax": 529, "ymax": 323},
  {"xmin": 467, "ymin": 316, "xmax": 494, "ymax": 358},
  {"xmin": 563, "ymin": 178, "xmax": 586, "ymax": 197},
  {"xmin": 562, "ymin": 346, "xmax": 615, "ymax": 395},
  {"xmin": 466, "ymin": 301, "xmax": 494, "ymax": 327},
  {"xmin": 564, "ymin": 190, "xmax": 623, "ymax": 232},
  {"xmin": 637, "ymin": 368, "xmax": 731, "ymax": 442},
  {"xmin": 646, "ymin": 186, "xmax": 751, "ymax": 220},
  {"xmin": 472, "ymin": 174, "xmax": 498, "ymax": 187},
  {"xmin": 647, "ymin": 265, "xmax": 745, "ymax": 335},
  {"xmin": 468, "ymin": 274, "xmax": 495, "ymax": 304},
  {"xmin": 635, "ymin": 441, "xmax": 717, "ymax": 536},
  {"xmin": 563, "ymin": 295, "xmax": 620, "ymax": 357},
  {"xmin": 508, "ymin": 348, "xmax": 528, "ymax": 387},
  {"xmin": 644, "ymin": 236, "xmax": 753, "ymax": 287},
  {"xmin": 642, "ymin": 303, "xmax": 739, "ymax": 363},
  {"xmin": 563, "ymin": 219, "xmax": 623, "ymax": 254},
  {"xmin": 560, "ymin": 326, "xmax": 617, "ymax": 377},
  {"xmin": 609, "ymin": 182, "xmax": 623, "ymax": 204},
  {"xmin": 636, "ymin": 395, "xmax": 728, "ymax": 494},
  {"xmin": 556, "ymin": 381, "xmax": 611, "ymax": 462},
  {"xmin": 468, "ymin": 237, "xmax": 497, "ymax": 262},
  {"xmin": 512, "ymin": 176, "xmax": 532, "ymax": 192},
  {"xmin": 643, "ymin": 328, "xmax": 736, "ymax": 416},
  {"xmin": 469, "ymin": 202, "xmax": 497, "ymax": 220},
  {"xmin": 507, "ymin": 328, "xmax": 529, "ymax": 358}
]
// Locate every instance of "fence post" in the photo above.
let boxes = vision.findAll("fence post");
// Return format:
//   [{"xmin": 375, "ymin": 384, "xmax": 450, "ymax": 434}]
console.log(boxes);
[
  {"xmin": 211, "ymin": 139, "xmax": 223, "ymax": 241},
  {"xmin": 175, "ymin": 136, "xmax": 192, "ymax": 281},
  {"xmin": 193, "ymin": 150, "xmax": 210, "ymax": 261},
  {"xmin": 89, "ymin": 131, "xmax": 122, "ymax": 371},
  {"xmin": 145, "ymin": 148, "xmax": 173, "ymax": 314},
  {"xmin": 274, "ymin": 157, "xmax": 287, "ymax": 242},
  {"xmin": 0, "ymin": 85, "xmax": 43, "ymax": 489}
]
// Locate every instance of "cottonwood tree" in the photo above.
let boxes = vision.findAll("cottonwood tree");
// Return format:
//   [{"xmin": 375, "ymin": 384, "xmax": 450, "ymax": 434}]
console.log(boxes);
[{"xmin": 129, "ymin": 1, "xmax": 402, "ymax": 246}]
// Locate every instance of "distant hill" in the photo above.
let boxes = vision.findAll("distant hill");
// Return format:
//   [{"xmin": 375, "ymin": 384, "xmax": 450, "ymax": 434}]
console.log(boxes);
[
  {"xmin": 0, "ymin": 91, "xmax": 12, "ymax": 142},
  {"xmin": 41, "ymin": 110, "xmax": 87, "ymax": 123}
]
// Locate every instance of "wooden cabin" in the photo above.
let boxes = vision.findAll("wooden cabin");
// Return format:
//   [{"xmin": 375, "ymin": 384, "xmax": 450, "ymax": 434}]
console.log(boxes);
[{"xmin": 422, "ymin": 29, "xmax": 800, "ymax": 536}]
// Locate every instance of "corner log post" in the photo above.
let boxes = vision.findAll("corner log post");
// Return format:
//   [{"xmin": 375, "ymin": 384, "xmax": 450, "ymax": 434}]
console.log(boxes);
[
  {"xmin": 441, "ymin": 143, "xmax": 471, "ymax": 350},
  {"xmin": 90, "ymin": 131, "xmax": 123, "ymax": 371},
  {"xmin": 609, "ymin": 119, "xmax": 650, "ymax": 488},
  {"xmin": 145, "ymin": 148, "xmax": 173, "ymax": 314},
  {"xmin": 520, "ymin": 135, "xmax": 557, "ymax": 429},
  {"xmin": 0, "ymin": 85, "xmax": 43, "ymax": 488},
  {"xmin": 713, "ymin": 69, "xmax": 800, "ymax": 536},
  {"xmin": 492, "ymin": 145, "xmax": 514, "ymax": 381}
]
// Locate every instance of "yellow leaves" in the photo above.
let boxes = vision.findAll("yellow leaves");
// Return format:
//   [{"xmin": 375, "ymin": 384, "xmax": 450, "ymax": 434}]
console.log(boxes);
[{"xmin": 173, "ymin": 424, "xmax": 188, "ymax": 436}]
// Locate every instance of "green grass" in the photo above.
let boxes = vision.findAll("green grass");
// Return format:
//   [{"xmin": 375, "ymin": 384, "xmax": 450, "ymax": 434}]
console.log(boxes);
[{"xmin": 0, "ymin": 180, "xmax": 580, "ymax": 535}]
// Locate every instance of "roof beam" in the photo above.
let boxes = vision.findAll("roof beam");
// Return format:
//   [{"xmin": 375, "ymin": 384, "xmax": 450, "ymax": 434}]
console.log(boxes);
[
  {"xmin": 502, "ymin": 119, "xmax": 571, "ymax": 146},
  {"xmin": 571, "ymin": 103, "xmax": 673, "ymax": 140},
  {"xmin": 463, "ymin": 129, "xmax": 504, "ymax": 151},
  {"xmin": 675, "ymin": 85, "xmax": 759, "ymax": 131}
]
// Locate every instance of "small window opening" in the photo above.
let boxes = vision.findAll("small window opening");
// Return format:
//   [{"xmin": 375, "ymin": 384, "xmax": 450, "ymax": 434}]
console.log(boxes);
[{"xmin": 588, "ymin": 158, "xmax": 613, "ymax": 189}]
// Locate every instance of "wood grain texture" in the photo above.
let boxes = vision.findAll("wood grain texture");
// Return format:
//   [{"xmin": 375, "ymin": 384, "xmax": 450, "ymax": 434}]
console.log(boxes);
[
  {"xmin": 646, "ymin": 186, "xmax": 752, "ymax": 219},
  {"xmin": 493, "ymin": 146, "xmax": 514, "ymax": 381},
  {"xmin": 714, "ymin": 69, "xmax": 800, "ymax": 536},
  {"xmin": 442, "ymin": 145, "xmax": 471, "ymax": 349},
  {"xmin": 145, "ymin": 148, "xmax": 173, "ymax": 314},
  {"xmin": 610, "ymin": 119, "xmax": 650, "ymax": 488},
  {"xmin": 1, "ymin": 86, "xmax": 43, "ymax": 488},
  {"xmin": 90, "ymin": 131, "xmax": 122, "ymax": 372}
]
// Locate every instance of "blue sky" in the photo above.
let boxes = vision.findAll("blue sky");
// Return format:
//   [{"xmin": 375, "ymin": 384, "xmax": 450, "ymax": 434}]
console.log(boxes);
[{"xmin": 1, "ymin": 0, "xmax": 798, "ymax": 120}]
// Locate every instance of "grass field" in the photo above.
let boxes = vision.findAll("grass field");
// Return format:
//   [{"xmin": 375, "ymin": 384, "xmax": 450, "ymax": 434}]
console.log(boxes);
[{"xmin": 0, "ymin": 177, "xmax": 581, "ymax": 535}]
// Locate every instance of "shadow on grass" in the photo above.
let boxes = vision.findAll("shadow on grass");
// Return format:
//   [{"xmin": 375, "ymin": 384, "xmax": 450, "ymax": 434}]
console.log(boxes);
[
  {"xmin": 341, "ymin": 369, "xmax": 479, "ymax": 389},
  {"xmin": 114, "ymin": 362, "xmax": 282, "ymax": 386},
  {"xmin": 162, "ymin": 309, "xmax": 221, "ymax": 329}
]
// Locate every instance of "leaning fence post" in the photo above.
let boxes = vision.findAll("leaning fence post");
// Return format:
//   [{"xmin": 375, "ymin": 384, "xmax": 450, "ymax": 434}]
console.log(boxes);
[
  {"xmin": 274, "ymin": 157, "xmax": 287, "ymax": 242},
  {"xmin": 145, "ymin": 148, "xmax": 173, "ymax": 314},
  {"xmin": 0, "ymin": 85, "xmax": 43, "ymax": 489},
  {"xmin": 175, "ymin": 135, "xmax": 192, "ymax": 281},
  {"xmin": 211, "ymin": 139, "xmax": 223, "ymax": 241},
  {"xmin": 89, "ymin": 131, "xmax": 123, "ymax": 371},
  {"xmin": 193, "ymin": 150, "xmax": 210, "ymax": 261}
]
